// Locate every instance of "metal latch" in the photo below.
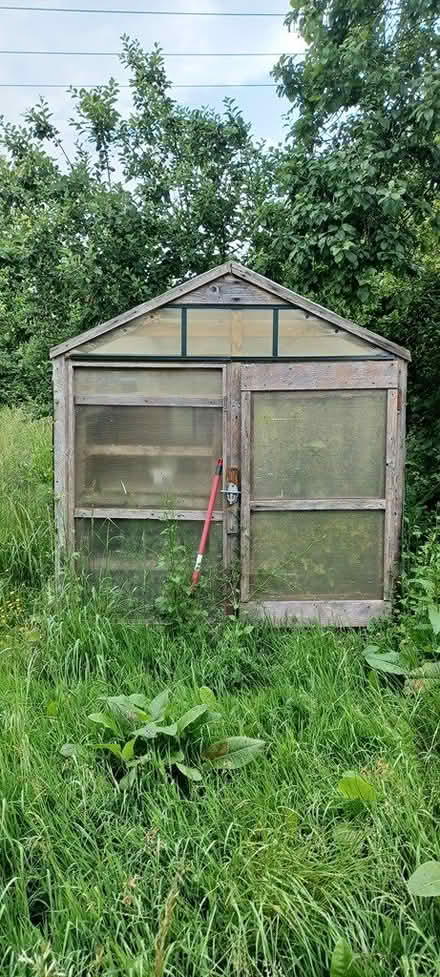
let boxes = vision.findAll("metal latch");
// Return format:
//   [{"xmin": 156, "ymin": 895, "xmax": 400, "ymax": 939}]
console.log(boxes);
[{"xmin": 221, "ymin": 466, "xmax": 240, "ymax": 505}]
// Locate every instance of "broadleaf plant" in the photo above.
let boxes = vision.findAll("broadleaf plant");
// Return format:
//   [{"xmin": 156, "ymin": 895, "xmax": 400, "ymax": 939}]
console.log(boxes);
[{"xmin": 60, "ymin": 686, "xmax": 265, "ymax": 790}]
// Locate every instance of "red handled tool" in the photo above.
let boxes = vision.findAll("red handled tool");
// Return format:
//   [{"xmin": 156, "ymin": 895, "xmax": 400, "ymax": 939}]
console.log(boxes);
[{"xmin": 191, "ymin": 457, "xmax": 223, "ymax": 588}]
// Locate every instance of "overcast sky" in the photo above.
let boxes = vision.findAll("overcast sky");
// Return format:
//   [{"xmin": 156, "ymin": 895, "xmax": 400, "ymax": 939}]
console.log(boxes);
[{"xmin": 0, "ymin": 0, "xmax": 305, "ymax": 161}]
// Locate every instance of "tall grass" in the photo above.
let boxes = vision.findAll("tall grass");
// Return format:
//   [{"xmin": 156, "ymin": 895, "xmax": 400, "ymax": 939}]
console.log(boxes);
[
  {"xmin": 0, "ymin": 408, "xmax": 53, "ymax": 590},
  {"xmin": 1, "ymin": 407, "xmax": 440, "ymax": 976}
]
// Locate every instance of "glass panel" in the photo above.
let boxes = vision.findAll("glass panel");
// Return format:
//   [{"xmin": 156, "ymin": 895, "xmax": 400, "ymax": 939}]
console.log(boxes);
[
  {"xmin": 74, "ymin": 367, "xmax": 222, "ymax": 397},
  {"xmin": 76, "ymin": 517, "xmax": 222, "ymax": 596},
  {"xmin": 251, "ymin": 390, "xmax": 386, "ymax": 499},
  {"xmin": 80, "ymin": 308, "xmax": 181, "ymax": 355},
  {"xmin": 75, "ymin": 405, "xmax": 223, "ymax": 508},
  {"xmin": 250, "ymin": 511, "xmax": 384, "ymax": 600},
  {"xmin": 278, "ymin": 309, "xmax": 381, "ymax": 355},
  {"xmin": 187, "ymin": 308, "xmax": 273, "ymax": 356}
]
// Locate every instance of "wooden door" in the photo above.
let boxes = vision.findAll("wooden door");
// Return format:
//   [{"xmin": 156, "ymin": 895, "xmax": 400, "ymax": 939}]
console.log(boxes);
[{"xmin": 239, "ymin": 360, "xmax": 405, "ymax": 627}]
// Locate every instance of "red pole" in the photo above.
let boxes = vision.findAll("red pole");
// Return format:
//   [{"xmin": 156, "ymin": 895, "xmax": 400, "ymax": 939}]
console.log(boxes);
[{"xmin": 192, "ymin": 458, "xmax": 223, "ymax": 588}]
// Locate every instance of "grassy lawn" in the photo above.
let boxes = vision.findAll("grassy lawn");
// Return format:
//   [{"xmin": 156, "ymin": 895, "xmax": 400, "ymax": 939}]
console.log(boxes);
[{"xmin": 1, "ymin": 408, "xmax": 440, "ymax": 976}]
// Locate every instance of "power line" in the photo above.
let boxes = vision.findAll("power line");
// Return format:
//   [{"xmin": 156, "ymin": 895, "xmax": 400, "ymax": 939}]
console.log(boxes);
[
  {"xmin": 0, "ymin": 81, "xmax": 278, "ymax": 87},
  {"xmin": 0, "ymin": 5, "xmax": 285, "ymax": 15},
  {"xmin": 0, "ymin": 49, "xmax": 301, "ymax": 56}
]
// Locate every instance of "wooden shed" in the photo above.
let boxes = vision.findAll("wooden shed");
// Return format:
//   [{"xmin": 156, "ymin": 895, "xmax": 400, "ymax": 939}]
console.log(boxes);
[{"xmin": 50, "ymin": 262, "xmax": 410, "ymax": 627}]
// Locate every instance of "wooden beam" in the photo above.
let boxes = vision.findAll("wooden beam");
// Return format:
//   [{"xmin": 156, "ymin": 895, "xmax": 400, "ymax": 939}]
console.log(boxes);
[
  {"xmin": 241, "ymin": 360, "xmax": 399, "ymax": 391},
  {"xmin": 240, "ymin": 390, "xmax": 251, "ymax": 602},
  {"xmin": 250, "ymin": 498, "xmax": 386, "ymax": 511},
  {"xmin": 75, "ymin": 508, "xmax": 223, "ymax": 521},
  {"xmin": 74, "ymin": 395, "xmax": 223, "ymax": 407},
  {"xmin": 242, "ymin": 599, "xmax": 392, "ymax": 627},
  {"xmin": 82, "ymin": 444, "xmax": 214, "ymax": 458},
  {"xmin": 53, "ymin": 356, "xmax": 68, "ymax": 578},
  {"xmin": 383, "ymin": 389, "xmax": 399, "ymax": 599}
]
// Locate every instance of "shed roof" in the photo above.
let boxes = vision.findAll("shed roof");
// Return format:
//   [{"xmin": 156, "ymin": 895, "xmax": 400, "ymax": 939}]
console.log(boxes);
[{"xmin": 50, "ymin": 261, "xmax": 411, "ymax": 361}]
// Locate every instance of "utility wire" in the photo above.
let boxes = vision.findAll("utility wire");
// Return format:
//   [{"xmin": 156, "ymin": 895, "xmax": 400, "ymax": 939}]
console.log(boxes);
[
  {"xmin": 0, "ymin": 5, "xmax": 285, "ymax": 15},
  {"xmin": 0, "ymin": 49, "xmax": 302, "ymax": 56},
  {"xmin": 0, "ymin": 81, "xmax": 278, "ymax": 87}
]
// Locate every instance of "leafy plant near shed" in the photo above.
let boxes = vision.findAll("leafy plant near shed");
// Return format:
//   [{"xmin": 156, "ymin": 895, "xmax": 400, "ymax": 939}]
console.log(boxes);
[{"xmin": 61, "ymin": 685, "xmax": 265, "ymax": 789}]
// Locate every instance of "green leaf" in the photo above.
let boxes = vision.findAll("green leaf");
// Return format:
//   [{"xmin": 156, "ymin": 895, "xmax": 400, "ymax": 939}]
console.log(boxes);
[
  {"xmin": 149, "ymin": 689, "xmax": 169, "ymax": 721},
  {"xmin": 47, "ymin": 700, "xmax": 57, "ymax": 717},
  {"xmin": 119, "ymin": 767, "xmax": 137, "ymax": 791},
  {"xmin": 92, "ymin": 742, "xmax": 123, "ymax": 758},
  {"xmin": 407, "ymin": 861, "xmax": 440, "ymax": 897},
  {"xmin": 105, "ymin": 696, "xmax": 149, "ymax": 723},
  {"xmin": 88, "ymin": 711, "xmax": 119, "ymax": 734},
  {"xmin": 409, "ymin": 662, "xmax": 440, "ymax": 678},
  {"xmin": 363, "ymin": 646, "xmax": 407, "ymax": 675},
  {"xmin": 121, "ymin": 738, "xmax": 136, "ymax": 762},
  {"xmin": 205, "ymin": 736, "xmax": 266, "ymax": 770},
  {"xmin": 177, "ymin": 704, "xmax": 208, "ymax": 735},
  {"xmin": 428, "ymin": 605, "xmax": 440, "ymax": 635},
  {"xmin": 60, "ymin": 743, "xmax": 87, "ymax": 759},
  {"xmin": 330, "ymin": 937, "xmax": 354, "ymax": 977},
  {"xmin": 175, "ymin": 762, "xmax": 203, "ymax": 782},
  {"xmin": 199, "ymin": 686, "xmax": 217, "ymax": 708},
  {"xmin": 168, "ymin": 750, "xmax": 185, "ymax": 764},
  {"xmin": 132, "ymin": 723, "xmax": 159, "ymax": 740},
  {"xmin": 337, "ymin": 771, "xmax": 377, "ymax": 803}
]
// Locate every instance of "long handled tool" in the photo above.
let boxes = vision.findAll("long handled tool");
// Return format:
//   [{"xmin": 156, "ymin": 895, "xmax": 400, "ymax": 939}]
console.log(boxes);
[{"xmin": 191, "ymin": 457, "xmax": 223, "ymax": 588}]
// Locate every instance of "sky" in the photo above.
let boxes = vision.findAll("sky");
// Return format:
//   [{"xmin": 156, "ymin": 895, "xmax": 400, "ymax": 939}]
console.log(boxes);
[{"xmin": 0, "ymin": 0, "xmax": 305, "ymax": 161}]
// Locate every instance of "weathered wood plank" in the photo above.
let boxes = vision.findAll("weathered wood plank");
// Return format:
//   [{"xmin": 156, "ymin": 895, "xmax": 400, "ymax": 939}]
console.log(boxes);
[
  {"xmin": 174, "ymin": 274, "xmax": 289, "ymax": 306},
  {"xmin": 66, "ymin": 361, "xmax": 75, "ymax": 553},
  {"xmin": 231, "ymin": 263, "xmax": 411, "ymax": 361},
  {"xmin": 390, "ymin": 361, "xmax": 407, "ymax": 596},
  {"xmin": 74, "ymin": 395, "xmax": 222, "ymax": 407},
  {"xmin": 250, "ymin": 498, "xmax": 386, "ymax": 511},
  {"xmin": 240, "ymin": 390, "xmax": 251, "ymax": 602},
  {"xmin": 242, "ymin": 599, "xmax": 392, "ymax": 627},
  {"xmin": 53, "ymin": 357, "xmax": 68, "ymax": 578},
  {"xmin": 224, "ymin": 363, "xmax": 241, "ymax": 574},
  {"xmin": 383, "ymin": 389, "xmax": 399, "ymax": 599},
  {"xmin": 70, "ymin": 360, "xmax": 223, "ymax": 369},
  {"xmin": 222, "ymin": 365, "xmax": 229, "ymax": 569},
  {"xmin": 50, "ymin": 262, "xmax": 233, "ymax": 358},
  {"xmin": 74, "ymin": 508, "xmax": 223, "ymax": 521},
  {"xmin": 241, "ymin": 360, "xmax": 399, "ymax": 391},
  {"xmin": 83, "ymin": 444, "xmax": 214, "ymax": 458}
]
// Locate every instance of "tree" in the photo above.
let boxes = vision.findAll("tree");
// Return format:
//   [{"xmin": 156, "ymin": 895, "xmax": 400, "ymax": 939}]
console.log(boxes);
[
  {"xmin": 259, "ymin": 0, "xmax": 440, "ymax": 304},
  {"xmin": 0, "ymin": 39, "xmax": 269, "ymax": 408}
]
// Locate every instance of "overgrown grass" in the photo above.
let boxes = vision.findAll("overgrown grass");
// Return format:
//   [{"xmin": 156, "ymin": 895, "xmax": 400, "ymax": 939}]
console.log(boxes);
[{"xmin": 1, "ymin": 407, "xmax": 440, "ymax": 977}]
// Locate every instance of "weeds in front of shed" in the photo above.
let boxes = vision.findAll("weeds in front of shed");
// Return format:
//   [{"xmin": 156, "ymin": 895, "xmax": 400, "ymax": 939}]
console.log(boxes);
[{"xmin": 3, "ymin": 407, "xmax": 440, "ymax": 975}]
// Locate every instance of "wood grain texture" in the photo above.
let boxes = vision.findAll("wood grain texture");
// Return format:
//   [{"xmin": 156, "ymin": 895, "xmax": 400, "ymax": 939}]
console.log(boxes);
[
  {"xmin": 391, "ymin": 361, "xmax": 407, "ymax": 596},
  {"xmin": 70, "ymin": 360, "xmax": 223, "ymax": 369},
  {"xmin": 240, "ymin": 390, "xmax": 251, "ymax": 602},
  {"xmin": 230, "ymin": 263, "xmax": 411, "ymax": 361},
  {"xmin": 74, "ymin": 508, "xmax": 223, "ymax": 521},
  {"xmin": 242, "ymin": 599, "xmax": 392, "ymax": 627},
  {"xmin": 74, "ymin": 395, "xmax": 222, "ymax": 407},
  {"xmin": 241, "ymin": 360, "xmax": 399, "ymax": 391},
  {"xmin": 250, "ymin": 498, "xmax": 386, "ymax": 511},
  {"xmin": 174, "ymin": 274, "xmax": 289, "ymax": 306},
  {"xmin": 383, "ymin": 389, "xmax": 399, "ymax": 599},
  {"xmin": 225, "ymin": 363, "xmax": 241, "ymax": 571},
  {"xmin": 66, "ymin": 361, "xmax": 75, "ymax": 553},
  {"xmin": 53, "ymin": 357, "xmax": 67, "ymax": 578}
]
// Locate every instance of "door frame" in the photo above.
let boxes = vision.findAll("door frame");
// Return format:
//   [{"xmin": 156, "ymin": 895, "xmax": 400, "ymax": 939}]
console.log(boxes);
[
  {"xmin": 61, "ymin": 359, "xmax": 227, "ymax": 571},
  {"xmin": 239, "ymin": 359, "xmax": 406, "ymax": 627}
]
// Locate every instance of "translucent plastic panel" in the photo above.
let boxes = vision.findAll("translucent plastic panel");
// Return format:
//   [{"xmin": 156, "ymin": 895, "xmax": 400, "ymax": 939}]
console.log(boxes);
[
  {"xmin": 80, "ymin": 308, "xmax": 180, "ymax": 355},
  {"xmin": 278, "ymin": 309, "xmax": 381, "ymax": 355},
  {"xmin": 76, "ymin": 517, "xmax": 222, "ymax": 596},
  {"xmin": 75, "ymin": 405, "xmax": 223, "ymax": 508},
  {"xmin": 251, "ymin": 390, "xmax": 386, "ymax": 499},
  {"xmin": 74, "ymin": 367, "xmax": 222, "ymax": 397},
  {"xmin": 187, "ymin": 308, "xmax": 273, "ymax": 356},
  {"xmin": 249, "ymin": 511, "xmax": 384, "ymax": 600}
]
